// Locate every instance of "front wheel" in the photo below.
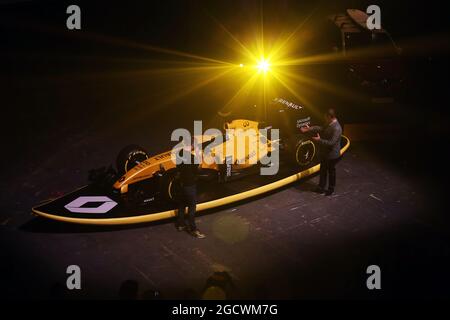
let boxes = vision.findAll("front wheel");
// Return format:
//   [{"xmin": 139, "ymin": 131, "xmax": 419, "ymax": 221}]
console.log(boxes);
[{"xmin": 160, "ymin": 171, "xmax": 182, "ymax": 202}]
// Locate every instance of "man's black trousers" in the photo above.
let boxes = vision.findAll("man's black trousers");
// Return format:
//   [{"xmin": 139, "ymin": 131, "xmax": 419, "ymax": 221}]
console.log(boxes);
[
  {"xmin": 177, "ymin": 185, "xmax": 197, "ymax": 231},
  {"xmin": 319, "ymin": 158, "xmax": 339, "ymax": 191}
]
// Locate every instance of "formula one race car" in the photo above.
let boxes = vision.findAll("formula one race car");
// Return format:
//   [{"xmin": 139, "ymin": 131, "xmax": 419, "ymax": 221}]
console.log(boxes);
[
  {"xmin": 33, "ymin": 96, "xmax": 350, "ymax": 225},
  {"xmin": 109, "ymin": 97, "xmax": 318, "ymax": 203}
]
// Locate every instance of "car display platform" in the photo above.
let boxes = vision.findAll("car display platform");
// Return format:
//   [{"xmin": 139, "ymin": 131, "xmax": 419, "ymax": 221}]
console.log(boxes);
[{"xmin": 32, "ymin": 136, "xmax": 350, "ymax": 225}]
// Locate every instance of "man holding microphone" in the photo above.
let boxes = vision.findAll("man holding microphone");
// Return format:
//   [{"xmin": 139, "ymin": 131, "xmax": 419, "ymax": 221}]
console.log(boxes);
[{"xmin": 300, "ymin": 108, "xmax": 342, "ymax": 196}]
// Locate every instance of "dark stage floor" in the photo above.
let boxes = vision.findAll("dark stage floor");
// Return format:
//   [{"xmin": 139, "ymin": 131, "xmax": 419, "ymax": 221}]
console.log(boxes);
[
  {"xmin": 1, "ymin": 136, "xmax": 449, "ymax": 299},
  {"xmin": 1, "ymin": 0, "xmax": 450, "ymax": 300}
]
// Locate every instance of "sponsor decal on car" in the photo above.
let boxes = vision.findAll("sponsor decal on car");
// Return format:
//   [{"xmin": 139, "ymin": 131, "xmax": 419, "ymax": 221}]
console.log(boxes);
[
  {"xmin": 296, "ymin": 116, "xmax": 311, "ymax": 128},
  {"xmin": 273, "ymin": 97, "xmax": 303, "ymax": 110}
]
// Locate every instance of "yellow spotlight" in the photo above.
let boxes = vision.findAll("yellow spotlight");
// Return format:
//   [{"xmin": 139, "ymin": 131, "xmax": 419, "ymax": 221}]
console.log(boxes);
[
  {"xmin": 256, "ymin": 59, "xmax": 270, "ymax": 73},
  {"xmin": 239, "ymin": 63, "xmax": 244, "ymax": 68}
]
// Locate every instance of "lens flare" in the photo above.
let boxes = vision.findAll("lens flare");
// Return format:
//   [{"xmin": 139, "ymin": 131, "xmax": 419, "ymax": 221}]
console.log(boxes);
[{"xmin": 256, "ymin": 59, "xmax": 270, "ymax": 72}]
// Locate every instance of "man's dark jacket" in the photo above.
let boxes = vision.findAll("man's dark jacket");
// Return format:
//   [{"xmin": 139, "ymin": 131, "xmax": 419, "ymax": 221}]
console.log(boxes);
[
  {"xmin": 177, "ymin": 155, "xmax": 199, "ymax": 187},
  {"xmin": 310, "ymin": 120, "xmax": 342, "ymax": 160}
]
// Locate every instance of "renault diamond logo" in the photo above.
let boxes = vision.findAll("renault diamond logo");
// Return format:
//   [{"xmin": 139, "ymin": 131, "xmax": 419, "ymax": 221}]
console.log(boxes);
[{"xmin": 65, "ymin": 196, "xmax": 117, "ymax": 214}]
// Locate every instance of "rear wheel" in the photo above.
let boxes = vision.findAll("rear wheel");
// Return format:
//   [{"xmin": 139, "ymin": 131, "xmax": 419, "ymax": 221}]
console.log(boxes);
[
  {"xmin": 116, "ymin": 144, "xmax": 149, "ymax": 175},
  {"xmin": 294, "ymin": 139, "xmax": 316, "ymax": 167}
]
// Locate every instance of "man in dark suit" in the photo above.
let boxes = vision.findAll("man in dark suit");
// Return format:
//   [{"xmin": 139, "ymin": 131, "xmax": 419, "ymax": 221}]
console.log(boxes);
[
  {"xmin": 176, "ymin": 140, "xmax": 206, "ymax": 239},
  {"xmin": 300, "ymin": 108, "xmax": 342, "ymax": 196}
]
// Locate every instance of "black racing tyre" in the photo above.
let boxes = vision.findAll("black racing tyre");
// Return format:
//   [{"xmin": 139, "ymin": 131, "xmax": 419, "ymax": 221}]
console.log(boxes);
[
  {"xmin": 160, "ymin": 170, "xmax": 182, "ymax": 202},
  {"xmin": 116, "ymin": 144, "xmax": 149, "ymax": 175},
  {"xmin": 294, "ymin": 139, "xmax": 316, "ymax": 167}
]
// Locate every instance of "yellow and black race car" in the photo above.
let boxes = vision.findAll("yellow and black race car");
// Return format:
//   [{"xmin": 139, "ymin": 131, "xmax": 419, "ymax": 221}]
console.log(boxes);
[
  {"xmin": 32, "ymin": 97, "xmax": 347, "ymax": 225},
  {"xmin": 112, "ymin": 97, "xmax": 319, "ymax": 203}
]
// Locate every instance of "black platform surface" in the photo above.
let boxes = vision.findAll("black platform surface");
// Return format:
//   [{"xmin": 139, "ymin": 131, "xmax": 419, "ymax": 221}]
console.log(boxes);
[{"xmin": 33, "ymin": 138, "xmax": 347, "ymax": 221}]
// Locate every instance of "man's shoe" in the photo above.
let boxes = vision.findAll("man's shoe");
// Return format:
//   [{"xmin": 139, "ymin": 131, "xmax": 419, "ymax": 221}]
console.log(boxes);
[
  {"xmin": 325, "ymin": 189, "xmax": 334, "ymax": 196},
  {"xmin": 189, "ymin": 229, "xmax": 206, "ymax": 239},
  {"xmin": 176, "ymin": 224, "xmax": 187, "ymax": 232},
  {"xmin": 314, "ymin": 187, "xmax": 326, "ymax": 194}
]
